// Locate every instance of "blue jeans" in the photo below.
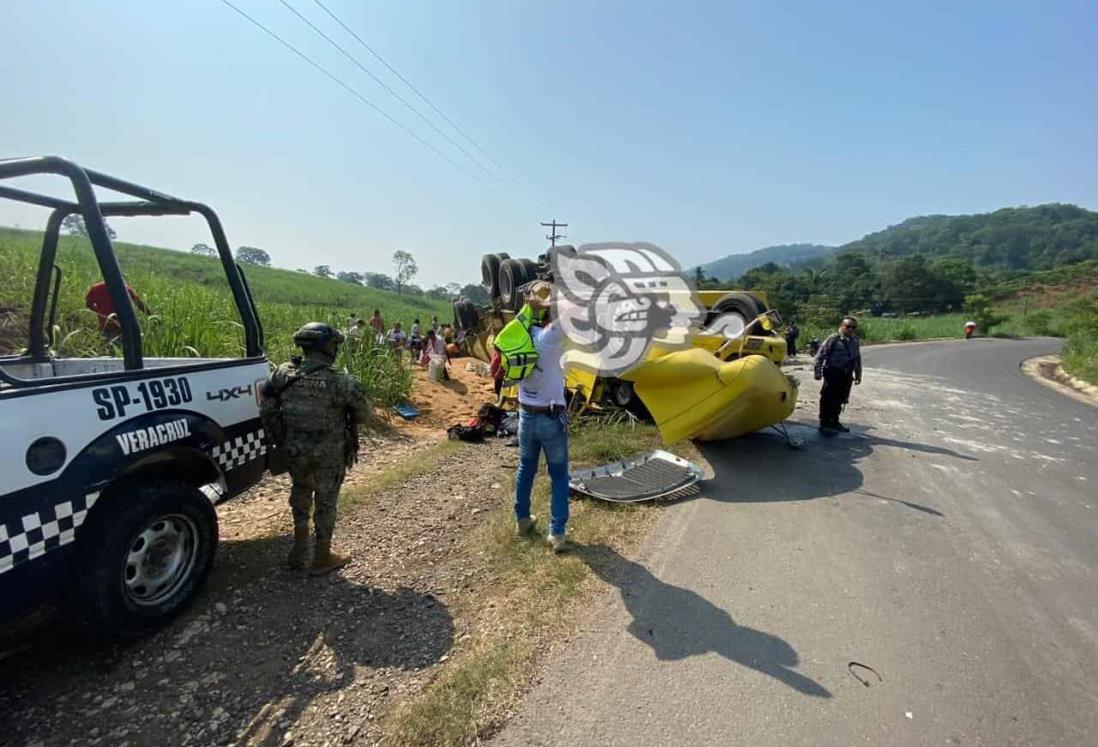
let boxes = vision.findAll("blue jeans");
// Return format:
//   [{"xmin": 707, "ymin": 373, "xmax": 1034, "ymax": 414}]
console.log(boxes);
[{"xmin": 514, "ymin": 409, "xmax": 570, "ymax": 535}]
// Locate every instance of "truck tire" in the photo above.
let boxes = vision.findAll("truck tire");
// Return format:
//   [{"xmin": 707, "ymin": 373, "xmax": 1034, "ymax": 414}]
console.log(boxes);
[
  {"xmin": 704, "ymin": 292, "xmax": 762, "ymax": 334},
  {"xmin": 480, "ymin": 252, "xmax": 511, "ymax": 300},
  {"xmin": 72, "ymin": 479, "xmax": 218, "ymax": 637},
  {"xmin": 498, "ymin": 258, "xmax": 538, "ymax": 311},
  {"xmin": 453, "ymin": 299, "xmax": 479, "ymax": 331},
  {"xmin": 604, "ymin": 378, "xmax": 652, "ymax": 419}
]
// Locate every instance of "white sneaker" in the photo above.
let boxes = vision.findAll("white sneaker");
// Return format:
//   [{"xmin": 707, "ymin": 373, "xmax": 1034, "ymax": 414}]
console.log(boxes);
[{"xmin": 548, "ymin": 532, "xmax": 567, "ymax": 553}]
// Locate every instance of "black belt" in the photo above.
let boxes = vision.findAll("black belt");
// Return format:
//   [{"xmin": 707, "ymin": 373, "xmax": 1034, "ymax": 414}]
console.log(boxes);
[{"xmin": 520, "ymin": 403, "xmax": 566, "ymax": 416}]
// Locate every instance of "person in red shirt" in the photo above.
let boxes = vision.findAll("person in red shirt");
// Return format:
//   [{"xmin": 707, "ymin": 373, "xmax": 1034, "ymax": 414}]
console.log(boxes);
[
  {"xmin": 488, "ymin": 347, "xmax": 505, "ymax": 399},
  {"xmin": 84, "ymin": 280, "xmax": 149, "ymax": 341}
]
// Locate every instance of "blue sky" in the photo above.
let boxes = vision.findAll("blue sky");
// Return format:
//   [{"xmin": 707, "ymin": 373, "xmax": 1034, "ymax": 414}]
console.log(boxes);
[{"xmin": 2, "ymin": 0, "xmax": 1095, "ymax": 287}]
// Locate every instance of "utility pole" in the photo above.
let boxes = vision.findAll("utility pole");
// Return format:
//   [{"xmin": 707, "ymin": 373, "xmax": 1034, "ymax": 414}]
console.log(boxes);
[{"xmin": 541, "ymin": 219, "xmax": 568, "ymax": 247}]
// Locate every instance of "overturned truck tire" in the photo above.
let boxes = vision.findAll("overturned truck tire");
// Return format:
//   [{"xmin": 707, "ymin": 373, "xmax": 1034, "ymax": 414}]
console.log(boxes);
[
  {"xmin": 453, "ymin": 299, "xmax": 479, "ymax": 331},
  {"xmin": 480, "ymin": 252, "xmax": 511, "ymax": 301},
  {"xmin": 498, "ymin": 258, "xmax": 539, "ymax": 311},
  {"xmin": 703, "ymin": 292, "xmax": 765, "ymax": 336}
]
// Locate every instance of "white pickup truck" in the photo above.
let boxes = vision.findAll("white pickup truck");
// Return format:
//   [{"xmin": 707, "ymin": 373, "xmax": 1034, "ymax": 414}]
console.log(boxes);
[{"xmin": 0, "ymin": 156, "xmax": 277, "ymax": 636}]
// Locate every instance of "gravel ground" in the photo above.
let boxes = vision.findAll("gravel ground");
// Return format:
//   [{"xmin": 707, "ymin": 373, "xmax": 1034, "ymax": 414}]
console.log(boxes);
[{"xmin": 1, "ymin": 433, "xmax": 517, "ymax": 747}]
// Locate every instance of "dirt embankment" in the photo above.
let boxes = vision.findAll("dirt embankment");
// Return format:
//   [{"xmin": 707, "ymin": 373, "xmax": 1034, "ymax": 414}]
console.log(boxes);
[{"xmin": 1, "ymin": 361, "xmax": 506, "ymax": 747}]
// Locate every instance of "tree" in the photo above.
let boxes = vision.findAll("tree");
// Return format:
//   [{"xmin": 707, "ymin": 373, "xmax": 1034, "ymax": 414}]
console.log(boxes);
[
  {"xmin": 445, "ymin": 282, "xmax": 462, "ymax": 297},
  {"xmin": 337, "ymin": 270, "xmax": 364, "ymax": 284},
  {"xmin": 62, "ymin": 215, "xmax": 86, "ymax": 236},
  {"xmin": 365, "ymin": 272, "xmax": 396, "ymax": 291},
  {"xmin": 964, "ymin": 293, "xmax": 1007, "ymax": 334},
  {"xmin": 314, "ymin": 265, "xmax": 333, "ymax": 278},
  {"xmin": 62, "ymin": 214, "xmax": 117, "ymax": 239},
  {"xmin": 393, "ymin": 250, "xmax": 418, "ymax": 295},
  {"xmin": 460, "ymin": 283, "xmax": 489, "ymax": 305},
  {"xmin": 930, "ymin": 256, "xmax": 977, "ymax": 292},
  {"xmin": 428, "ymin": 286, "xmax": 451, "ymax": 300},
  {"xmin": 879, "ymin": 255, "xmax": 944, "ymax": 314},
  {"xmin": 816, "ymin": 253, "xmax": 879, "ymax": 314},
  {"xmin": 236, "ymin": 246, "xmax": 271, "ymax": 266},
  {"xmin": 191, "ymin": 242, "xmax": 216, "ymax": 257}
]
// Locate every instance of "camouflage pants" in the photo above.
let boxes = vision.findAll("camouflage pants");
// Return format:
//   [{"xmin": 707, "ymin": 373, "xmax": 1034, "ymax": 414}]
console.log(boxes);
[{"xmin": 287, "ymin": 453, "xmax": 345, "ymax": 544}]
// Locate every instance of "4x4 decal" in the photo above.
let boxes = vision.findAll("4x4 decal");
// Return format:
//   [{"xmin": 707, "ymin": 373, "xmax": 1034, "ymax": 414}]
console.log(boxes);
[{"xmin": 205, "ymin": 384, "xmax": 253, "ymax": 402}]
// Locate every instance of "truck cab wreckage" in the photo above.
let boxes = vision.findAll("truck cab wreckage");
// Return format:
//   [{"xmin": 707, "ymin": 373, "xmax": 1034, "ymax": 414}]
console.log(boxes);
[{"xmin": 453, "ymin": 244, "xmax": 799, "ymax": 445}]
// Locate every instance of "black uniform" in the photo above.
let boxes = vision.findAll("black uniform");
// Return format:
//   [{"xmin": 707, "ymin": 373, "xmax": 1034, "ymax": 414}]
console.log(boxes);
[
  {"xmin": 785, "ymin": 323, "xmax": 799, "ymax": 356},
  {"xmin": 814, "ymin": 331, "xmax": 861, "ymax": 426}
]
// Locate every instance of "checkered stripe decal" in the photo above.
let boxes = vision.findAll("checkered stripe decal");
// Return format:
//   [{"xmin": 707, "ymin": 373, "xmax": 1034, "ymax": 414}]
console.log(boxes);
[
  {"xmin": 210, "ymin": 429, "xmax": 267, "ymax": 471},
  {"xmin": 0, "ymin": 491, "xmax": 100, "ymax": 575}
]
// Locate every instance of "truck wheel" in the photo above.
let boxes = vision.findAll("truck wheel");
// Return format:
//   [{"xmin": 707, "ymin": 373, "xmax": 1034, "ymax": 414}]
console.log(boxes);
[
  {"xmin": 480, "ymin": 252, "xmax": 511, "ymax": 300},
  {"xmin": 498, "ymin": 258, "xmax": 537, "ymax": 311},
  {"xmin": 608, "ymin": 378, "xmax": 635, "ymax": 407},
  {"xmin": 605, "ymin": 379, "xmax": 652, "ymax": 419},
  {"xmin": 703, "ymin": 292, "xmax": 762, "ymax": 334},
  {"xmin": 453, "ymin": 299, "xmax": 479, "ymax": 331},
  {"xmin": 73, "ymin": 480, "xmax": 218, "ymax": 637}
]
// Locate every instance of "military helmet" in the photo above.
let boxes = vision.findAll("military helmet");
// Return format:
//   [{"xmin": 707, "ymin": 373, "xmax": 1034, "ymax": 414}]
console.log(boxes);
[{"xmin": 293, "ymin": 322, "xmax": 345, "ymax": 351}]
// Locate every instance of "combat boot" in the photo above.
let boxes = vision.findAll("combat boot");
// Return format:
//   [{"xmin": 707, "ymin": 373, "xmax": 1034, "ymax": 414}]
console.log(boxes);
[
  {"xmin": 286, "ymin": 525, "xmax": 310, "ymax": 570},
  {"xmin": 310, "ymin": 540, "xmax": 351, "ymax": 576}
]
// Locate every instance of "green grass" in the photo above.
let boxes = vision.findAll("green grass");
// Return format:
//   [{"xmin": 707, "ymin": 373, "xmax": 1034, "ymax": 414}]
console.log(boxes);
[
  {"xmin": 1063, "ymin": 338, "xmax": 1098, "ymax": 384},
  {"xmin": 0, "ymin": 227, "xmax": 450, "ymax": 405},
  {"xmin": 1058, "ymin": 295, "xmax": 1098, "ymax": 385},
  {"xmin": 385, "ymin": 423, "xmax": 689, "ymax": 745},
  {"xmin": 801, "ymin": 313, "xmax": 971, "ymax": 345},
  {"xmin": 801, "ymin": 309, "xmax": 1081, "ymax": 346}
]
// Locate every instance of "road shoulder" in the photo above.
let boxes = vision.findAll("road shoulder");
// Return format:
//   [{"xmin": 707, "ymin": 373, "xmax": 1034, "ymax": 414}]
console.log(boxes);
[{"xmin": 1022, "ymin": 354, "xmax": 1098, "ymax": 408}]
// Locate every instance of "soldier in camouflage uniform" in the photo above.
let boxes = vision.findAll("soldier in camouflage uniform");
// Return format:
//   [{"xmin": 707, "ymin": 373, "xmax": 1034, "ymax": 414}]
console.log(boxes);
[{"xmin": 260, "ymin": 323, "xmax": 372, "ymax": 575}]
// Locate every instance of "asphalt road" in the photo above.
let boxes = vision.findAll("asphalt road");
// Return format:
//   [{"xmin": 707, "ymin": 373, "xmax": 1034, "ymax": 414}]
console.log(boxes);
[{"xmin": 495, "ymin": 338, "xmax": 1098, "ymax": 746}]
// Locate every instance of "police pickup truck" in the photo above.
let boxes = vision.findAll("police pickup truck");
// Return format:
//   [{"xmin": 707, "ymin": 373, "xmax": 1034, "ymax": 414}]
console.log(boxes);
[{"xmin": 0, "ymin": 157, "xmax": 276, "ymax": 636}]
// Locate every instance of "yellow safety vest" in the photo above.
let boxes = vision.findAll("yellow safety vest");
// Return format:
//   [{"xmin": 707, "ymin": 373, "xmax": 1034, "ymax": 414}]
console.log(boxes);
[{"xmin": 494, "ymin": 304, "xmax": 541, "ymax": 381}]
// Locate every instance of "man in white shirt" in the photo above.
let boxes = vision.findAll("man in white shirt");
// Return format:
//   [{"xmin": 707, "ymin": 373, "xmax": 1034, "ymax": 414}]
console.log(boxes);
[
  {"xmin": 347, "ymin": 318, "xmax": 367, "ymax": 342},
  {"xmin": 409, "ymin": 318, "xmax": 424, "ymax": 361},
  {"xmin": 514, "ymin": 282, "xmax": 571, "ymax": 552}
]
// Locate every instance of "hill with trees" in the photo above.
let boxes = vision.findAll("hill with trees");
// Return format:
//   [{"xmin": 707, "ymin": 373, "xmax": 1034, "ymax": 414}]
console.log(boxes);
[
  {"xmin": 696, "ymin": 243, "xmax": 836, "ymax": 283},
  {"xmin": 840, "ymin": 204, "xmax": 1098, "ymax": 271},
  {"xmin": 716, "ymin": 204, "xmax": 1098, "ymax": 330}
]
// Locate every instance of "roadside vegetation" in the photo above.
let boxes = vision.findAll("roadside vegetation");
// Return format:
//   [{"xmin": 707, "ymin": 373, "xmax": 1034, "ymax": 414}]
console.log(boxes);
[
  {"xmin": 1059, "ymin": 296, "xmax": 1098, "ymax": 384},
  {"xmin": 0, "ymin": 227, "xmax": 451, "ymax": 405},
  {"xmin": 688, "ymin": 206, "xmax": 1097, "ymax": 383},
  {"xmin": 385, "ymin": 422, "xmax": 701, "ymax": 745}
]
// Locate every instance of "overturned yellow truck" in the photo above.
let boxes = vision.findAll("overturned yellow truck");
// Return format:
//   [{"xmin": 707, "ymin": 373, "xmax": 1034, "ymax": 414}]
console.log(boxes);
[{"xmin": 453, "ymin": 246, "xmax": 798, "ymax": 443}]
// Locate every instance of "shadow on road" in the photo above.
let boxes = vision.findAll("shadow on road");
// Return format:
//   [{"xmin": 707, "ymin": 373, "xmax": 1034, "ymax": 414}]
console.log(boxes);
[
  {"xmin": 696, "ymin": 421, "xmax": 972, "ymax": 516},
  {"xmin": 1, "ymin": 533, "xmax": 454, "ymax": 746},
  {"xmin": 575, "ymin": 543, "xmax": 831, "ymax": 698}
]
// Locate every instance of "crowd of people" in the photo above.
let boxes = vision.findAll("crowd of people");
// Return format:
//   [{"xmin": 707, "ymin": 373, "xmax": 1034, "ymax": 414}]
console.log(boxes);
[{"xmin": 344, "ymin": 310, "xmax": 450, "ymax": 373}]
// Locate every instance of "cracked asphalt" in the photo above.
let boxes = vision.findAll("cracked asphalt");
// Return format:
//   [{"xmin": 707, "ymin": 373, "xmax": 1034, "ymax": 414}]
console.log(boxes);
[{"xmin": 495, "ymin": 338, "xmax": 1098, "ymax": 746}]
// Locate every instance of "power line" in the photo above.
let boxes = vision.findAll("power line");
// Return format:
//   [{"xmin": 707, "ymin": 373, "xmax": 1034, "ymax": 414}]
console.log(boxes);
[
  {"xmin": 219, "ymin": 0, "xmax": 483, "ymax": 184},
  {"xmin": 275, "ymin": 0, "xmax": 502, "ymax": 185},
  {"xmin": 311, "ymin": 0, "xmax": 512, "ymax": 181}
]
